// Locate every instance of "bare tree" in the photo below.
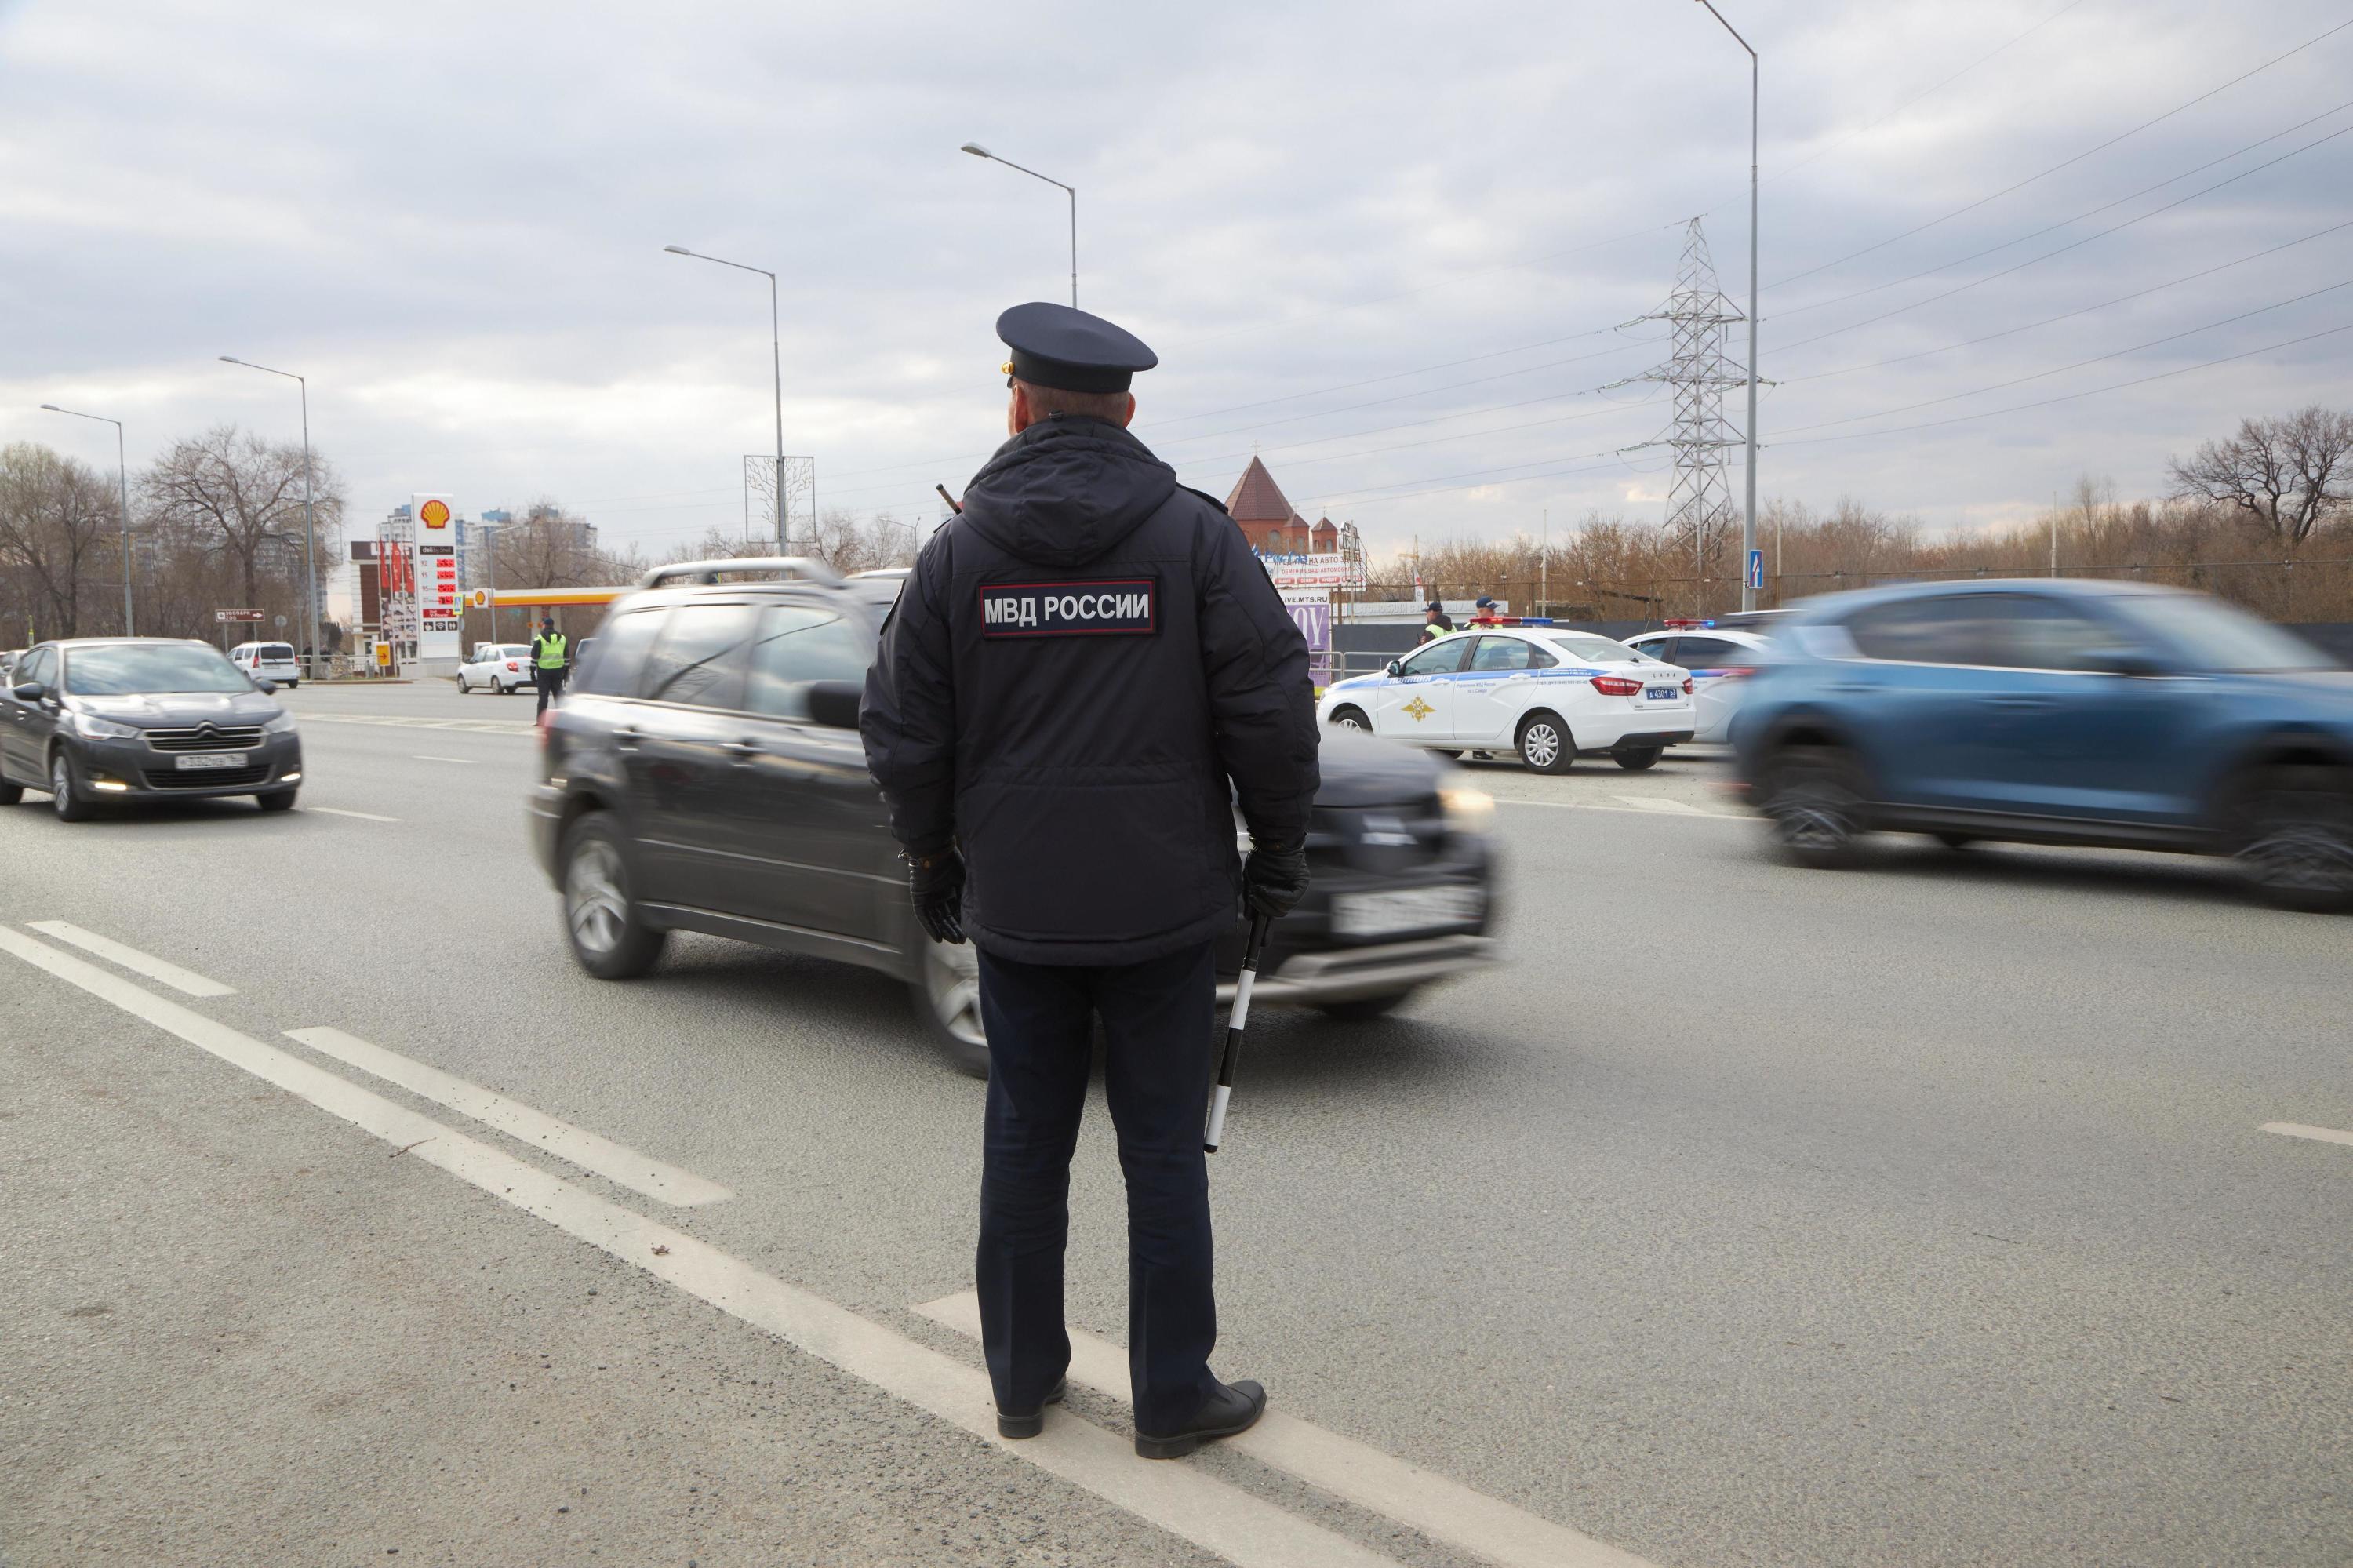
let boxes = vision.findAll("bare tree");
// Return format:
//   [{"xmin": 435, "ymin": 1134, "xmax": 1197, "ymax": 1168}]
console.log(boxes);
[
  {"xmin": 488, "ymin": 500, "xmax": 604, "ymax": 588},
  {"xmin": 0, "ymin": 442, "xmax": 121, "ymax": 640},
  {"xmin": 2167, "ymin": 406, "xmax": 2353, "ymax": 548},
  {"xmin": 140, "ymin": 424, "xmax": 343, "ymax": 616},
  {"xmin": 806, "ymin": 508, "xmax": 918, "ymax": 573}
]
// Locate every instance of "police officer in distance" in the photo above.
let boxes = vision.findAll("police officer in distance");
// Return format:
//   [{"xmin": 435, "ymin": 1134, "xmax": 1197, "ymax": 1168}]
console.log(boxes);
[
  {"xmin": 531, "ymin": 616, "xmax": 569, "ymax": 715},
  {"xmin": 1420, "ymin": 599, "xmax": 1453, "ymax": 642},
  {"xmin": 861, "ymin": 302, "xmax": 1319, "ymax": 1459}
]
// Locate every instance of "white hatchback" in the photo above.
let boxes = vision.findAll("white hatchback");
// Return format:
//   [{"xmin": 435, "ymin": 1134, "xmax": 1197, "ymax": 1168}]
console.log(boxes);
[
  {"xmin": 1620, "ymin": 625, "xmax": 1774, "ymax": 744},
  {"xmin": 1319, "ymin": 626, "xmax": 1694, "ymax": 773},
  {"xmin": 457, "ymin": 643, "xmax": 538, "ymax": 694},
  {"xmin": 228, "ymin": 641, "xmax": 300, "ymax": 688}
]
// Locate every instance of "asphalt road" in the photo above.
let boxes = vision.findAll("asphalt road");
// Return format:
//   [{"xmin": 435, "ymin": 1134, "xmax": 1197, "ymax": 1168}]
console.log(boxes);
[{"xmin": 3, "ymin": 678, "xmax": 2348, "ymax": 1568}]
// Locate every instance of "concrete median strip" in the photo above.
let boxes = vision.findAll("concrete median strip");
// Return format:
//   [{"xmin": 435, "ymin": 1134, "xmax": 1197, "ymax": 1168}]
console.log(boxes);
[
  {"xmin": 915, "ymin": 1290, "xmax": 1657, "ymax": 1568},
  {"xmin": 285, "ymin": 1026, "xmax": 735, "ymax": 1208},
  {"xmin": 0, "ymin": 924, "xmax": 1414, "ymax": 1568}
]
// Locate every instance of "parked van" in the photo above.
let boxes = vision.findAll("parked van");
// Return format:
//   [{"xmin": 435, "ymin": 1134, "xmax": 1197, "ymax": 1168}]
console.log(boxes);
[{"xmin": 228, "ymin": 641, "xmax": 301, "ymax": 688}]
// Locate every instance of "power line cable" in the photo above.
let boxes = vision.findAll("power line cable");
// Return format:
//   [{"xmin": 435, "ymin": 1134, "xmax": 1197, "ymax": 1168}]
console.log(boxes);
[
  {"xmin": 1775, "ymin": 94, "xmax": 2353, "ymax": 328},
  {"xmin": 1765, "ymin": 15, "xmax": 2353, "ymax": 292},
  {"xmin": 1783, "ymin": 216, "xmax": 2353, "ymax": 384},
  {"xmin": 1773, "ymin": 116, "xmax": 2353, "ymax": 354},
  {"xmin": 1773, "ymin": 276, "xmax": 2353, "ymax": 435},
  {"xmin": 1770, "ymin": 319, "xmax": 2353, "ymax": 449}
]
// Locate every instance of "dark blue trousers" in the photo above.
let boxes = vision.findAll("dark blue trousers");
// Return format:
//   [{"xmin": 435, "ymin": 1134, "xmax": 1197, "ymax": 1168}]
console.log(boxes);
[{"xmin": 974, "ymin": 939, "xmax": 1221, "ymax": 1435}]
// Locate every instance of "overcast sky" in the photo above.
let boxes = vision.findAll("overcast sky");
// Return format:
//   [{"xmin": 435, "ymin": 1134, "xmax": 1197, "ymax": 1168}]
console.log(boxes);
[{"xmin": 5, "ymin": 0, "xmax": 2350, "ymax": 562}]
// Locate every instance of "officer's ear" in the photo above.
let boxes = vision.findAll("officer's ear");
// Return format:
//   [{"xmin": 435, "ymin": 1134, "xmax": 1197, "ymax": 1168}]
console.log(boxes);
[
  {"xmin": 1115, "ymin": 392, "xmax": 1136, "ymax": 429},
  {"xmin": 1007, "ymin": 383, "xmax": 1032, "ymax": 437}
]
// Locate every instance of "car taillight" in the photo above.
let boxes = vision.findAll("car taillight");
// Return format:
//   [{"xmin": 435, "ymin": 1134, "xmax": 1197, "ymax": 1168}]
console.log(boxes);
[
  {"xmin": 507, "ymin": 661, "xmax": 520, "ymax": 671},
  {"xmin": 1683, "ymin": 677, "xmax": 1694, "ymax": 694},
  {"xmin": 1590, "ymin": 675, "xmax": 1643, "ymax": 697}
]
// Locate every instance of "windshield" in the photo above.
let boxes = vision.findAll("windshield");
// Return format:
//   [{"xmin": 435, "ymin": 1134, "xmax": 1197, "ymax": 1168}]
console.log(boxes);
[
  {"xmin": 2121, "ymin": 592, "xmax": 2337, "ymax": 673},
  {"xmin": 66, "ymin": 642, "xmax": 258, "ymax": 696},
  {"xmin": 1542, "ymin": 633, "xmax": 1648, "ymax": 664},
  {"xmin": 258, "ymin": 644, "xmax": 294, "ymax": 659}
]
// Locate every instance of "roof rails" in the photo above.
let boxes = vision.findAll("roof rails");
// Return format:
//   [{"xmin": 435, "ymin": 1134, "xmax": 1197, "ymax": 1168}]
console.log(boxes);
[{"xmin": 638, "ymin": 556, "xmax": 845, "ymax": 589}]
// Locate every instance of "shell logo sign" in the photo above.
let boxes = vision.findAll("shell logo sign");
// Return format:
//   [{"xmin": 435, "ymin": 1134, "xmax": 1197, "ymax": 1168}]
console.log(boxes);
[{"xmin": 420, "ymin": 498, "xmax": 453, "ymax": 529}]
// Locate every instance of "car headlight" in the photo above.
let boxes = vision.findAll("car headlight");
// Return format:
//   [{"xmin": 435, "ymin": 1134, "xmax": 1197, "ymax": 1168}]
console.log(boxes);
[
  {"xmin": 1438, "ymin": 786, "xmax": 1495, "ymax": 837},
  {"xmin": 264, "ymin": 711, "xmax": 298, "ymax": 733},
  {"xmin": 70, "ymin": 712, "xmax": 141, "ymax": 740}
]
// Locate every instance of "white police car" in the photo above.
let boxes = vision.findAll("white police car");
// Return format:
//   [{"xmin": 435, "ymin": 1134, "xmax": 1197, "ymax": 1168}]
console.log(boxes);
[
  {"xmin": 1620, "ymin": 620, "xmax": 1776, "ymax": 744},
  {"xmin": 1319, "ymin": 621, "xmax": 1694, "ymax": 773}
]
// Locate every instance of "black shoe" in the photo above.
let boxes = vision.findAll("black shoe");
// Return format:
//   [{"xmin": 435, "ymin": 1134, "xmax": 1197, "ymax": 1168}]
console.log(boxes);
[
  {"xmin": 1133, "ymin": 1379, "xmax": 1267, "ymax": 1459},
  {"xmin": 995, "ymin": 1377, "xmax": 1067, "ymax": 1439}
]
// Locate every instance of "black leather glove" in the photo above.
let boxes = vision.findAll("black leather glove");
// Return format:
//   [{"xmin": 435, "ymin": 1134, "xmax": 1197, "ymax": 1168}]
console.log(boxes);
[
  {"xmin": 907, "ymin": 848, "xmax": 966, "ymax": 944},
  {"xmin": 1242, "ymin": 838, "xmax": 1310, "ymax": 919}
]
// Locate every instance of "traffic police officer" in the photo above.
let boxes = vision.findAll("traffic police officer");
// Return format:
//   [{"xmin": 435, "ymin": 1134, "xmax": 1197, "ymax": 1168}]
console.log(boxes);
[
  {"xmin": 861, "ymin": 302, "xmax": 1320, "ymax": 1459},
  {"xmin": 531, "ymin": 617, "xmax": 569, "ymax": 715}
]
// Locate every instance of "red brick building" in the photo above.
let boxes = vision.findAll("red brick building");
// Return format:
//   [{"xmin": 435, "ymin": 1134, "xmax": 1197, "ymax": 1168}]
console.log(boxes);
[{"xmin": 1224, "ymin": 457, "xmax": 1339, "ymax": 555}]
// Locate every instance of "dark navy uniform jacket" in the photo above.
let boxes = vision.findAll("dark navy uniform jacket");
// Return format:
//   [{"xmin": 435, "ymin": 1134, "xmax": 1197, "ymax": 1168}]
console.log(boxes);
[{"xmin": 861, "ymin": 415, "xmax": 1319, "ymax": 966}]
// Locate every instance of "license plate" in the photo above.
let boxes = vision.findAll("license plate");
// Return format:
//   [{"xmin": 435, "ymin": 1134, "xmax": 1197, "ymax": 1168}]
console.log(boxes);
[
  {"xmin": 1645, "ymin": 686, "xmax": 1680, "ymax": 701},
  {"xmin": 1329, "ymin": 885, "xmax": 1482, "ymax": 939},
  {"xmin": 173, "ymin": 752, "xmax": 244, "ymax": 770}
]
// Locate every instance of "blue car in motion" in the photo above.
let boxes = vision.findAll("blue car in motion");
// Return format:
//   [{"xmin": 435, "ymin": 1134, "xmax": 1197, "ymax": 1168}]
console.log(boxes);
[{"xmin": 1727, "ymin": 580, "xmax": 2353, "ymax": 910}]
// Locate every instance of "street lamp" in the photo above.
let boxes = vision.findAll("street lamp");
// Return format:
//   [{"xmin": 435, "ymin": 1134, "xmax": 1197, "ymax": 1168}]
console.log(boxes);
[
  {"xmin": 218, "ymin": 356, "xmax": 323, "ymax": 678},
  {"xmin": 961, "ymin": 143, "xmax": 1078, "ymax": 308},
  {"xmin": 665, "ymin": 245, "xmax": 791, "ymax": 548},
  {"xmin": 38, "ymin": 403, "xmax": 136, "ymax": 635},
  {"xmin": 1697, "ymin": 1, "xmax": 1761, "ymax": 612}
]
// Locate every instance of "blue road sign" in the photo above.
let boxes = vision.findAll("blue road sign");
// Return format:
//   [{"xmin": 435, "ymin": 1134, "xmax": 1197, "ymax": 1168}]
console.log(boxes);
[{"xmin": 1747, "ymin": 548, "xmax": 1766, "ymax": 591}]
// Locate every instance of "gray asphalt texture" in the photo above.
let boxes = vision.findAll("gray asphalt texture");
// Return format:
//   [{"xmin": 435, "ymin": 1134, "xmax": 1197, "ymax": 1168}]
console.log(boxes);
[{"xmin": 2, "ymin": 678, "xmax": 2348, "ymax": 1567}]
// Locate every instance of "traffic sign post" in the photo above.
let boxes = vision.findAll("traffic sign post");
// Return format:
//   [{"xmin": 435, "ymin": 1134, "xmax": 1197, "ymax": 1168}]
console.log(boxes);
[
  {"xmin": 1746, "ymin": 549, "xmax": 1766, "ymax": 593},
  {"xmin": 215, "ymin": 608, "xmax": 263, "ymax": 653}
]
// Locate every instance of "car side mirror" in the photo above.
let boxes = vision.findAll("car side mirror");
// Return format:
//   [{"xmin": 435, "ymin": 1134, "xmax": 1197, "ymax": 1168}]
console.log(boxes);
[
  {"xmin": 804, "ymin": 679, "xmax": 863, "ymax": 730},
  {"xmin": 252, "ymin": 675, "xmax": 278, "ymax": 693},
  {"xmin": 2084, "ymin": 648, "xmax": 2165, "ymax": 678},
  {"xmin": 12, "ymin": 682, "xmax": 42, "ymax": 702},
  {"xmin": 1384, "ymin": 659, "xmax": 1403, "ymax": 678}
]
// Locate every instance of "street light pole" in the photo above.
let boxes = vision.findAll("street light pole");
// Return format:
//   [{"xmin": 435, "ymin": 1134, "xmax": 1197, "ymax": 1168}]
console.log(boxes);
[
  {"xmin": 218, "ymin": 357, "xmax": 322, "ymax": 678},
  {"xmin": 960, "ymin": 144, "xmax": 1078, "ymax": 308},
  {"xmin": 664, "ymin": 246, "xmax": 787, "ymax": 548},
  {"xmin": 1697, "ymin": 1, "xmax": 1760, "ymax": 613},
  {"xmin": 38, "ymin": 403, "xmax": 136, "ymax": 635}
]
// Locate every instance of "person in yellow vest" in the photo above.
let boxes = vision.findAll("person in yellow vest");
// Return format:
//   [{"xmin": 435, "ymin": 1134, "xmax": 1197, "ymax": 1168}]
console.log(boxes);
[{"xmin": 531, "ymin": 617, "xmax": 569, "ymax": 715}]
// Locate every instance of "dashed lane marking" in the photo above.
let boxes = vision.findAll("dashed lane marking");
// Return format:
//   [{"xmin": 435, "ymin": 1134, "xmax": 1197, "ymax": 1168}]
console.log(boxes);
[
  {"xmin": 301, "ymin": 806, "xmax": 401, "ymax": 823},
  {"xmin": 1494, "ymin": 796, "xmax": 1744, "ymax": 821},
  {"xmin": 915, "ymin": 1292, "xmax": 1657, "ymax": 1568},
  {"xmin": 2262, "ymin": 1122, "xmax": 2353, "ymax": 1148},
  {"xmin": 1611, "ymin": 795, "xmax": 1717, "ymax": 815},
  {"xmin": 25, "ymin": 921, "xmax": 235, "ymax": 997},
  {"xmin": 285, "ymin": 1026, "xmax": 733, "ymax": 1207},
  {"xmin": 300, "ymin": 711, "xmax": 535, "ymax": 735},
  {"xmin": 412, "ymin": 754, "xmax": 478, "ymax": 765},
  {"xmin": 0, "ymin": 927, "xmax": 1402, "ymax": 1568}
]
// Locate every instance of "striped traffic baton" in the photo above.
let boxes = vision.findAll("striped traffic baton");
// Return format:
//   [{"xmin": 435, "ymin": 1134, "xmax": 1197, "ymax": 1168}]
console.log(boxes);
[{"xmin": 1203, "ymin": 911, "xmax": 1272, "ymax": 1154}]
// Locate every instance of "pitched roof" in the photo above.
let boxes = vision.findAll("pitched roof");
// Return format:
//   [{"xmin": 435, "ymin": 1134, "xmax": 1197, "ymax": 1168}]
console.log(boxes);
[{"xmin": 1224, "ymin": 456, "xmax": 1294, "ymax": 524}]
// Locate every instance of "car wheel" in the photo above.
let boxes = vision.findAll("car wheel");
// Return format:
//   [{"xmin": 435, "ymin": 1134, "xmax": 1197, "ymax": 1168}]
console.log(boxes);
[
  {"xmin": 257, "ymin": 790, "xmax": 298, "ymax": 813},
  {"xmin": 561, "ymin": 813, "xmax": 668, "ymax": 977},
  {"xmin": 49, "ymin": 750, "xmax": 93, "ymax": 823},
  {"xmin": 1517, "ymin": 711, "xmax": 1573, "ymax": 773},
  {"xmin": 1328, "ymin": 705, "xmax": 1369, "ymax": 732},
  {"xmin": 0, "ymin": 775, "xmax": 21, "ymax": 806},
  {"xmin": 286, "ymin": 679, "xmax": 298, "ymax": 689},
  {"xmin": 1760, "ymin": 745, "xmax": 1864, "ymax": 868},
  {"xmin": 1314, "ymin": 987, "xmax": 1418, "ymax": 1021},
  {"xmin": 1612, "ymin": 747, "xmax": 1663, "ymax": 772},
  {"xmin": 458, "ymin": 675, "xmax": 470, "ymax": 693},
  {"xmin": 2229, "ymin": 763, "xmax": 2353, "ymax": 912},
  {"xmin": 911, "ymin": 936, "xmax": 989, "ymax": 1079}
]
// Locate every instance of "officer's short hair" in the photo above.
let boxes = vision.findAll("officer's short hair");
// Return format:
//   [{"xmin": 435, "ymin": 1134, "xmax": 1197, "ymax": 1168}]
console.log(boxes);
[{"xmin": 1014, "ymin": 377, "xmax": 1131, "ymax": 424}]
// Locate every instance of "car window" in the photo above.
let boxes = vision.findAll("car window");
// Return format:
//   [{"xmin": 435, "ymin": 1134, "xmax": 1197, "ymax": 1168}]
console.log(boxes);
[
  {"xmin": 745, "ymin": 606, "xmax": 872, "ymax": 720},
  {"xmin": 19, "ymin": 646, "xmax": 55, "ymax": 689},
  {"xmin": 573, "ymin": 606, "xmax": 669, "ymax": 697},
  {"xmin": 64, "ymin": 642, "xmax": 253, "ymax": 695},
  {"xmin": 263, "ymin": 644, "xmax": 293, "ymax": 660},
  {"xmin": 1543, "ymin": 634, "xmax": 1643, "ymax": 664},
  {"xmin": 1467, "ymin": 636, "xmax": 1535, "ymax": 672},
  {"xmin": 1843, "ymin": 595, "xmax": 2006, "ymax": 667},
  {"xmin": 1398, "ymin": 638, "xmax": 1471, "ymax": 676},
  {"xmin": 1671, "ymin": 635, "xmax": 1742, "ymax": 667},
  {"xmin": 1990, "ymin": 596, "xmax": 2145, "ymax": 672},
  {"xmin": 2118, "ymin": 591, "xmax": 2335, "ymax": 673},
  {"xmin": 639, "ymin": 602, "xmax": 756, "ymax": 709}
]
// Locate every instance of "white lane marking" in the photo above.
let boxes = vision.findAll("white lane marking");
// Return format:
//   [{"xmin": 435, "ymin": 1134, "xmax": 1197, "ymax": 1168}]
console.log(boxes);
[
  {"xmin": 0, "ymin": 928, "xmax": 1398, "ymax": 1568},
  {"xmin": 411, "ymin": 754, "xmax": 477, "ymax": 765},
  {"xmin": 1496, "ymin": 796, "xmax": 1743, "ymax": 822},
  {"xmin": 1611, "ymin": 795, "xmax": 1715, "ymax": 815},
  {"xmin": 304, "ymin": 711, "xmax": 533, "ymax": 735},
  {"xmin": 915, "ymin": 1291, "xmax": 1657, "ymax": 1568},
  {"xmin": 25, "ymin": 921, "xmax": 235, "ymax": 998},
  {"xmin": 2262, "ymin": 1122, "xmax": 2353, "ymax": 1148},
  {"xmin": 302, "ymin": 806, "xmax": 401, "ymax": 823},
  {"xmin": 285, "ymin": 1026, "xmax": 733, "ymax": 1208}
]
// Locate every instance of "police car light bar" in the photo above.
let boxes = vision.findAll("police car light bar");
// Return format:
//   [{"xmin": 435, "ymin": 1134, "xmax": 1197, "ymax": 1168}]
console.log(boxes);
[
  {"xmin": 1662, "ymin": 617, "xmax": 1715, "ymax": 629},
  {"xmin": 1465, "ymin": 615, "xmax": 1556, "ymax": 627}
]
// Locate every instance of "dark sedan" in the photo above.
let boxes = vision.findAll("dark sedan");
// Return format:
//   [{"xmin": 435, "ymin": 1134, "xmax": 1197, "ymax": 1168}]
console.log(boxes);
[
  {"xmin": 1, "ymin": 638, "xmax": 304, "ymax": 820},
  {"xmin": 529, "ymin": 559, "xmax": 1499, "ymax": 1075}
]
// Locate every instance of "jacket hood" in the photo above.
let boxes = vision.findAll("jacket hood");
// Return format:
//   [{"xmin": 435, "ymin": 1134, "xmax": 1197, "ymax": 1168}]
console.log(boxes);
[{"xmin": 958, "ymin": 417, "xmax": 1177, "ymax": 569}]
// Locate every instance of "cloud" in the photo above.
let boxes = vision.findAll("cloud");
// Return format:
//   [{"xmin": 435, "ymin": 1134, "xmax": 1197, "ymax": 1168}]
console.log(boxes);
[{"xmin": 3, "ymin": 0, "xmax": 2350, "ymax": 560}]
